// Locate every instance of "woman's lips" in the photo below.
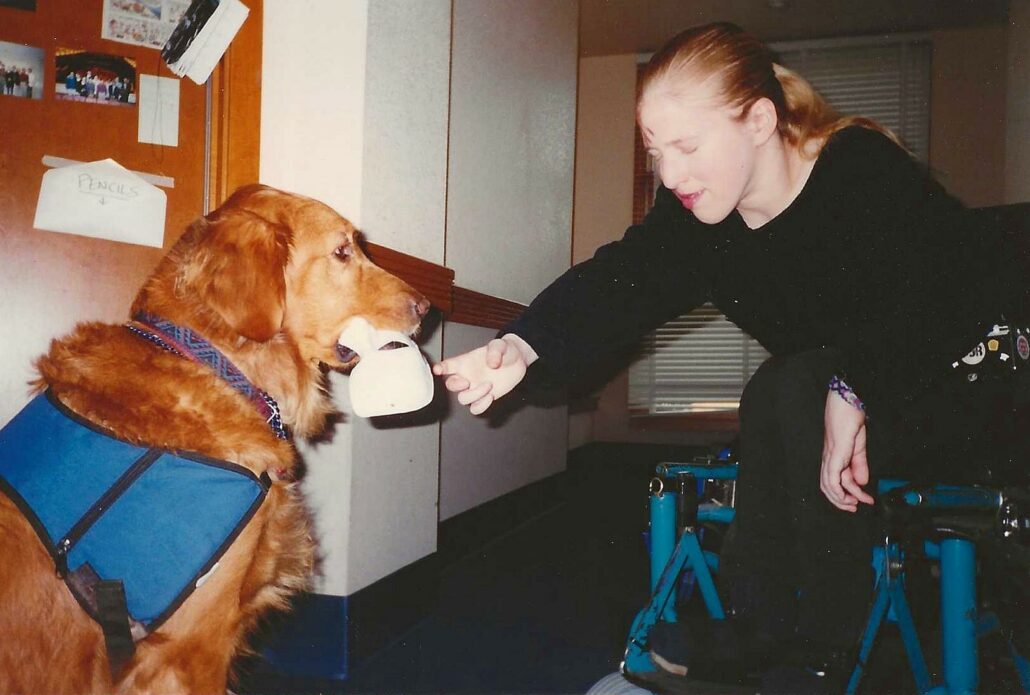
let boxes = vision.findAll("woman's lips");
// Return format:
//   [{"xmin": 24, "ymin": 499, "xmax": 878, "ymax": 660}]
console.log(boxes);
[{"xmin": 676, "ymin": 190, "xmax": 702, "ymax": 209}]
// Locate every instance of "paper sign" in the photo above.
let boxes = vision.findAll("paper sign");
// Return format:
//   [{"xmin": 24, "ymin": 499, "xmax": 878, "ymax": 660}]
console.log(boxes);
[
  {"xmin": 41, "ymin": 155, "xmax": 174, "ymax": 188},
  {"xmin": 138, "ymin": 74, "xmax": 180, "ymax": 146},
  {"xmin": 162, "ymin": 0, "xmax": 249, "ymax": 85},
  {"xmin": 33, "ymin": 159, "xmax": 167, "ymax": 248}
]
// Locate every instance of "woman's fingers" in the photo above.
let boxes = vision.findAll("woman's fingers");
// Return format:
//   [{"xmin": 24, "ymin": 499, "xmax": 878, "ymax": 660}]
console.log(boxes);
[
  {"xmin": 846, "ymin": 430, "xmax": 874, "ymax": 505},
  {"xmin": 842, "ymin": 465, "xmax": 875, "ymax": 505},
  {"xmin": 821, "ymin": 447, "xmax": 857, "ymax": 512},
  {"xmin": 821, "ymin": 451, "xmax": 844, "ymax": 503},
  {"xmin": 469, "ymin": 393, "xmax": 495, "ymax": 415},
  {"xmin": 443, "ymin": 374, "xmax": 470, "ymax": 392},
  {"xmin": 457, "ymin": 381, "xmax": 492, "ymax": 406},
  {"xmin": 838, "ymin": 469, "xmax": 861, "ymax": 511},
  {"xmin": 485, "ymin": 338, "xmax": 508, "ymax": 369}
]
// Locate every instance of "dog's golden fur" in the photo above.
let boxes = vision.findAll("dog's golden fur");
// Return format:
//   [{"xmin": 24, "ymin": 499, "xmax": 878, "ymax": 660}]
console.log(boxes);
[{"xmin": 0, "ymin": 184, "xmax": 428, "ymax": 694}]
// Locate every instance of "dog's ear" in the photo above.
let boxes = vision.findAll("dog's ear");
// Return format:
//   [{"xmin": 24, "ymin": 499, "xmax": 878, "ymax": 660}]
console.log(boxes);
[{"xmin": 183, "ymin": 208, "xmax": 289, "ymax": 343}]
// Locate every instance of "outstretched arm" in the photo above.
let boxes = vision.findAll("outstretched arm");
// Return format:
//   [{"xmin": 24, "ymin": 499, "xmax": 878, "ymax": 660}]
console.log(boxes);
[{"xmin": 436, "ymin": 186, "xmax": 711, "ymax": 416}]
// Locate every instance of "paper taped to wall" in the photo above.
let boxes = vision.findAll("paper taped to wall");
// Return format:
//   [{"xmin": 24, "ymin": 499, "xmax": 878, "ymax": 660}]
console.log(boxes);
[
  {"xmin": 138, "ymin": 74, "xmax": 181, "ymax": 147},
  {"xmin": 41, "ymin": 156, "xmax": 175, "ymax": 188},
  {"xmin": 161, "ymin": 0, "xmax": 249, "ymax": 85},
  {"xmin": 33, "ymin": 159, "xmax": 167, "ymax": 248}
]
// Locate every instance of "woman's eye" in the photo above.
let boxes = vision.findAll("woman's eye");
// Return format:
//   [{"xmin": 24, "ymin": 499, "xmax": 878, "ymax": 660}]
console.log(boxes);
[{"xmin": 334, "ymin": 245, "xmax": 352, "ymax": 261}]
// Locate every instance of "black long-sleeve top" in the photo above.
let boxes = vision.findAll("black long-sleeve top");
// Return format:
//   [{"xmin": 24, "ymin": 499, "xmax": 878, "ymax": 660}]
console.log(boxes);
[{"xmin": 504, "ymin": 126, "xmax": 1012, "ymax": 417}]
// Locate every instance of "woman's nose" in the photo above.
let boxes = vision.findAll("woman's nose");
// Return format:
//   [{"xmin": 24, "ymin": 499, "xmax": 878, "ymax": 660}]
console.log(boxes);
[{"xmin": 660, "ymin": 156, "xmax": 688, "ymax": 190}]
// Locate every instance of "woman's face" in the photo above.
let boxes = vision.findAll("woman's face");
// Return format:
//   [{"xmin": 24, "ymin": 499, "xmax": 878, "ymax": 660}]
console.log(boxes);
[{"xmin": 638, "ymin": 78, "xmax": 758, "ymax": 224}]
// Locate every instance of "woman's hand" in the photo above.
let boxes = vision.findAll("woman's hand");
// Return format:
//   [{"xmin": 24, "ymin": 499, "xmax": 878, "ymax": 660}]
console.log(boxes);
[
  {"xmin": 820, "ymin": 391, "xmax": 875, "ymax": 512},
  {"xmin": 432, "ymin": 334, "xmax": 537, "ymax": 415}
]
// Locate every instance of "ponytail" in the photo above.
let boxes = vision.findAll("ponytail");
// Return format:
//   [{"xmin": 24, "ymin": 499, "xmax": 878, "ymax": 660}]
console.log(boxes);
[{"xmin": 773, "ymin": 64, "xmax": 902, "ymax": 156}]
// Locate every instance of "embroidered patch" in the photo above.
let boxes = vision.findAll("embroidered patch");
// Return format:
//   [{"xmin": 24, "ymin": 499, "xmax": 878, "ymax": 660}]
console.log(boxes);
[
  {"xmin": 1017, "ymin": 334, "xmax": 1030, "ymax": 361},
  {"xmin": 961, "ymin": 342, "xmax": 986, "ymax": 366}
]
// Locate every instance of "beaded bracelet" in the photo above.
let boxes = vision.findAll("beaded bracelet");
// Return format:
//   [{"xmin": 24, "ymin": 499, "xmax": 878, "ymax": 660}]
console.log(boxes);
[{"xmin": 828, "ymin": 375, "xmax": 865, "ymax": 412}]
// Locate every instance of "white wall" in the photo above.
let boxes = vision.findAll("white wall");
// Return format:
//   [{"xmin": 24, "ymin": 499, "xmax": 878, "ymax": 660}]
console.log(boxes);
[
  {"xmin": 259, "ymin": 0, "xmax": 369, "ymax": 223},
  {"xmin": 437, "ymin": 0, "xmax": 579, "ymax": 521},
  {"xmin": 261, "ymin": 0, "xmax": 579, "ymax": 592},
  {"xmin": 347, "ymin": 0, "xmax": 451, "ymax": 594},
  {"xmin": 360, "ymin": 0, "xmax": 451, "ymax": 263},
  {"xmin": 261, "ymin": 0, "xmax": 451, "ymax": 596},
  {"xmin": 261, "ymin": 0, "xmax": 369, "ymax": 598},
  {"xmin": 445, "ymin": 0, "xmax": 579, "ymax": 304},
  {"xmin": 439, "ymin": 323, "xmax": 569, "ymax": 520}
]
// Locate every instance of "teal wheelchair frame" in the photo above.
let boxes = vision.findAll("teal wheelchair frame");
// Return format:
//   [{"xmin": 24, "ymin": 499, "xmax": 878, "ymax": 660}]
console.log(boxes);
[{"xmin": 622, "ymin": 454, "xmax": 1030, "ymax": 694}]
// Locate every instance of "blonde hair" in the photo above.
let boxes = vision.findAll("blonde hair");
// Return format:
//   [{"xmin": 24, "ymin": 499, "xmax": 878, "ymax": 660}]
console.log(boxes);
[{"xmin": 637, "ymin": 22, "xmax": 901, "ymax": 156}]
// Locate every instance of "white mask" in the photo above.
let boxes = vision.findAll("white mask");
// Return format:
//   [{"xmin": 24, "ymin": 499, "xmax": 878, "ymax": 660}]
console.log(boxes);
[{"xmin": 338, "ymin": 317, "xmax": 435, "ymax": 418}]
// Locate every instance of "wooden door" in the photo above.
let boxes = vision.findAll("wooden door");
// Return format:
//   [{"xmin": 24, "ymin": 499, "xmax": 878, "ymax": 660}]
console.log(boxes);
[{"xmin": 0, "ymin": 0, "xmax": 261, "ymax": 425}]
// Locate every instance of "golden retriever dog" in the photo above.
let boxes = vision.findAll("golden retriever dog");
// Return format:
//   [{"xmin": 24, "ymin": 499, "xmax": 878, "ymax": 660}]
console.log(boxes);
[{"xmin": 0, "ymin": 184, "xmax": 429, "ymax": 694}]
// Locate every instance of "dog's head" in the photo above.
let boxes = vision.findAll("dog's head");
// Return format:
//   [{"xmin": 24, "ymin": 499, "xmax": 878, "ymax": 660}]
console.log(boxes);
[{"xmin": 132, "ymin": 184, "xmax": 429, "ymax": 432}]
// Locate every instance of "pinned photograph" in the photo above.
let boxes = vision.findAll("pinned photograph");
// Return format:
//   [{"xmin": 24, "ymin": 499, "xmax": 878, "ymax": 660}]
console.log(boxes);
[
  {"xmin": 54, "ymin": 48, "xmax": 137, "ymax": 107},
  {"xmin": 0, "ymin": 41, "xmax": 44, "ymax": 100}
]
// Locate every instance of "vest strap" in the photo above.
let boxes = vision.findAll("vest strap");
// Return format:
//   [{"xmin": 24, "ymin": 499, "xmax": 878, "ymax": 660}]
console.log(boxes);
[{"xmin": 96, "ymin": 580, "xmax": 135, "ymax": 679}]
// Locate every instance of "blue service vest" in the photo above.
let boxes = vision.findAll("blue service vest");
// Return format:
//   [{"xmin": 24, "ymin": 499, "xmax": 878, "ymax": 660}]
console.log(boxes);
[{"xmin": 0, "ymin": 390, "xmax": 269, "ymax": 634}]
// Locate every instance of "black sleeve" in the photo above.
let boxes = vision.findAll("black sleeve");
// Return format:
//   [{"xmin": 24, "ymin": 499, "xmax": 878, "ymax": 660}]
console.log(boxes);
[
  {"xmin": 502, "ymin": 186, "xmax": 714, "ymax": 388},
  {"xmin": 831, "ymin": 129, "xmax": 998, "ymax": 417}
]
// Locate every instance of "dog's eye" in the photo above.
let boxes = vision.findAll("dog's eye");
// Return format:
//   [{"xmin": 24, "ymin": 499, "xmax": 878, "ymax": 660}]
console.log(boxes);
[{"xmin": 334, "ymin": 245, "xmax": 353, "ymax": 262}]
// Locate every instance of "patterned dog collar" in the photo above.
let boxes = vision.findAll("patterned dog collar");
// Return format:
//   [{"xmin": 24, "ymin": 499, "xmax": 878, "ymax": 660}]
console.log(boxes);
[{"xmin": 125, "ymin": 313, "xmax": 287, "ymax": 440}]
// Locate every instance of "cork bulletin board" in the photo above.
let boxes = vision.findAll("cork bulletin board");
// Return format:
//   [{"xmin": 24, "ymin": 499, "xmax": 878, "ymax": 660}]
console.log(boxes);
[{"xmin": 0, "ymin": 0, "xmax": 261, "ymax": 423}]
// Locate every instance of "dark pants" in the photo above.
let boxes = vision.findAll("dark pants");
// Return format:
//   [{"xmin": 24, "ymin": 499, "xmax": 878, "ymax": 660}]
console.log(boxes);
[{"xmin": 719, "ymin": 348, "xmax": 1024, "ymax": 652}]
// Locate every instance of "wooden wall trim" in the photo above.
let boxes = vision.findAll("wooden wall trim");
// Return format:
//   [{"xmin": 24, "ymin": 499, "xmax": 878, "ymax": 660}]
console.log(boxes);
[
  {"xmin": 207, "ymin": 0, "xmax": 263, "ymax": 210},
  {"xmin": 449, "ymin": 286, "xmax": 526, "ymax": 330},
  {"xmin": 365, "ymin": 243, "xmax": 455, "ymax": 315}
]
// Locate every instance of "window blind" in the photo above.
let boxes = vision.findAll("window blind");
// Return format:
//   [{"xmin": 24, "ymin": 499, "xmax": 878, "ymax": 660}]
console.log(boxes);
[
  {"xmin": 628, "ymin": 34, "xmax": 932, "ymax": 415},
  {"xmin": 774, "ymin": 35, "xmax": 932, "ymax": 161}
]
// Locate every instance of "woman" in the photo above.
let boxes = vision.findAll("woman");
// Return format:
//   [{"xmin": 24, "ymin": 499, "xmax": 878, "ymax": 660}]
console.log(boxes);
[{"xmin": 434, "ymin": 22, "xmax": 1023, "ymax": 693}]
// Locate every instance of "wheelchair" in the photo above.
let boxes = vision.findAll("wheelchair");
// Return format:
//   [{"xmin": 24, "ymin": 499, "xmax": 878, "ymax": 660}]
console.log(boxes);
[
  {"xmin": 617, "ymin": 201, "xmax": 1030, "ymax": 694},
  {"xmin": 621, "ymin": 445, "xmax": 1030, "ymax": 694}
]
